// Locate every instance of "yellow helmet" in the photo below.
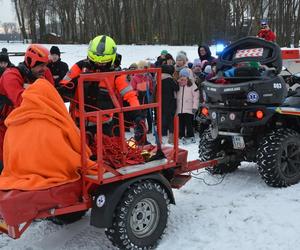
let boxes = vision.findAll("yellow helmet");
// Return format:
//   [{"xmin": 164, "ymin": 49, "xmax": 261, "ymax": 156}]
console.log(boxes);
[{"xmin": 87, "ymin": 35, "xmax": 117, "ymax": 64}]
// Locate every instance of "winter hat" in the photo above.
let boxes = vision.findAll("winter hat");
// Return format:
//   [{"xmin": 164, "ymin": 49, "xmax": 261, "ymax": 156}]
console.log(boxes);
[
  {"xmin": 161, "ymin": 64, "xmax": 175, "ymax": 75},
  {"xmin": 0, "ymin": 52, "xmax": 9, "ymax": 63},
  {"xmin": 161, "ymin": 50, "xmax": 168, "ymax": 55},
  {"xmin": 50, "ymin": 46, "xmax": 60, "ymax": 56},
  {"xmin": 176, "ymin": 53, "xmax": 187, "ymax": 62},
  {"xmin": 187, "ymin": 62, "xmax": 193, "ymax": 69},
  {"xmin": 128, "ymin": 63, "xmax": 138, "ymax": 70},
  {"xmin": 179, "ymin": 68, "xmax": 190, "ymax": 78},
  {"xmin": 193, "ymin": 58, "xmax": 201, "ymax": 67},
  {"xmin": 204, "ymin": 65, "xmax": 212, "ymax": 74},
  {"xmin": 1, "ymin": 48, "xmax": 8, "ymax": 54},
  {"xmin": 178, "ymin": 50, "xmax": 187, "ymax": 56},
  {"xmin": 261, "ymin": 20, "xmax": 268, "ymax": 26},
  {"xmin": 137, "ymin": 60, "xmax": 149, "ymax": 69}
]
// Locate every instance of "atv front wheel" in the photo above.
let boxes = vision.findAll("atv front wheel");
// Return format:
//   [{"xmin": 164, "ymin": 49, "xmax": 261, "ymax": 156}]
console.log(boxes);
[
  {"xmin": 256, "ymin": 128, "xmax": 300, "ymax": 187},
  {"xmin": 198, "ymin": 131, "xmax": 240, "ymax": 174},
  {"xmin": 105, "ymin": 180, "xmax": 169, "ymax": 250}
]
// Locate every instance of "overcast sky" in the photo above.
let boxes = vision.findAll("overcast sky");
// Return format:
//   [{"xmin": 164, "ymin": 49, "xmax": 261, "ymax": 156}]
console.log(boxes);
[{"xmin": 0, "ymin": 1, "xmax": 16, "ymax": 23}]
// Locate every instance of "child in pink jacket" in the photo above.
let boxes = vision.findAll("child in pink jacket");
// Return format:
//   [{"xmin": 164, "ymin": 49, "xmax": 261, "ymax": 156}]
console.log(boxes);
[
  {"xmin": 176, "ymin": 68, "xmax": 199, "ymax": 144},
  {"xmin": 130, "ymin": 61, "xmax": 154, "ymax": 133}
]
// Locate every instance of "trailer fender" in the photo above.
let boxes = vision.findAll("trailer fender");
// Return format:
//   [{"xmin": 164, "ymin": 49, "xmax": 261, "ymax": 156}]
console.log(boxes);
[{"xmin": 90, "ymin": 173, "xmax": 175, "ymax": 228}]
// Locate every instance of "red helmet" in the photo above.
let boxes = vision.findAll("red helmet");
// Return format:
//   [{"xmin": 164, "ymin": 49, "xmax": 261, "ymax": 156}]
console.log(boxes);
[{"xmin": 25, "ymin": 44, "xmax": 50, "ymax": 68}]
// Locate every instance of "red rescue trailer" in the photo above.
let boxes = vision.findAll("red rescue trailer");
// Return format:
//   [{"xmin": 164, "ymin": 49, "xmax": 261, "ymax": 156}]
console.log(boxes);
[{"xmin": 0, "ymin": 68, "xmax": 219, "ymax": 249}]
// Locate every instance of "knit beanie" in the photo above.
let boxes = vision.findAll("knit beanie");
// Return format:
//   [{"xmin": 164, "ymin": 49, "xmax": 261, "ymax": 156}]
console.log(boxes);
[
  {"xmin": 137, "ymin": 60, "xmax": 149, "ymax": 69},
  {"xmin": 161, "ymin": 50, "xmax": 168, "ymax": 55},
  {"xmin": 0, "ymin": 52, "xmax": 9, "ymax": 63},
  {"xmin": 129, "ymin": 63, "xmax": 138, "ymax": 70},
  {"xmin": 179, "ymin": 68, "xmax": 190, "ymax": 78},
  {"xmin": 50, "ymin": 46, "xmax": 60, "ymax": 56},
  {"xmin": 176, "ymin": 53, "xmax": 187, "ymax": 62}
]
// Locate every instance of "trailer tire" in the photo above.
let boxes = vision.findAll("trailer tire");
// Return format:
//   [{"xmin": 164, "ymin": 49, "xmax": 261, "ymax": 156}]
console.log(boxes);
[
  {"xmin": 256, "ymin": 128, "xmax": 300, "ymax": 187},
  {"xmin": 105, "ymin": 180, "xmax": 169, "ymax": 249},
  {"xmin": 198, "ymin": 131, "xmax": 240, "ymax": 174}
]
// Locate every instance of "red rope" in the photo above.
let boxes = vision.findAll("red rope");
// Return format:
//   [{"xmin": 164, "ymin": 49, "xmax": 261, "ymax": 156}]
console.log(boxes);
[{"xmin": 89, "ymin": 134, "xmax": 151, "ymax": 168}]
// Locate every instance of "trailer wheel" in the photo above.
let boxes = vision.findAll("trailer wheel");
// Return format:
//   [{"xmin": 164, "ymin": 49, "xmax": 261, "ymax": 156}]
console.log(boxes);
[
  {"xmin": 256, "ymin": 128, "xmax": 300, "ymax": 187},
  {"xmin": 198, "ymin": 131, "xmax": 240, "ymax": 174},
  {"xmin": 105, "ymin": 180, "xmax": 169, "ymax": 249}
]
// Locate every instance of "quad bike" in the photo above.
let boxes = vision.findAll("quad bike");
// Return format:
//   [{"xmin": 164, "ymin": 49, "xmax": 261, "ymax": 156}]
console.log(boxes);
[
  {"xmin": 198, "ymin": 36, "xmax": 300, "ymax": 187},
  {"xmin": 0, "ymin": 68, "xmax": 220, "ymax": 250}
]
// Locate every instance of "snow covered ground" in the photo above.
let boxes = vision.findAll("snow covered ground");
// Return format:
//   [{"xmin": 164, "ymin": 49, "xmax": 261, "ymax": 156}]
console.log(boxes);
[{"xmin": 1, "ymin": 42, "xmax": 300, "ymax": 250}]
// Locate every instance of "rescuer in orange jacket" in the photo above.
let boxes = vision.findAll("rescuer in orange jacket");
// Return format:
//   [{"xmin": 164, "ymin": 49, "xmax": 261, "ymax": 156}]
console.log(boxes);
[
  {"xmin": 0, "ymin": 44, "xmax": 54, "ymax": 172},
  {"xmin": 60, "ymin": 35, "xmax": 146, "ymax": 141}
]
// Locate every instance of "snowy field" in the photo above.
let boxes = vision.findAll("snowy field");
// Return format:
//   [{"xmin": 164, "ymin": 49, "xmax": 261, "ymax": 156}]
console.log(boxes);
[{"xmin": 1, "ymin": 42, "xmax": 300, "ymax": 250}]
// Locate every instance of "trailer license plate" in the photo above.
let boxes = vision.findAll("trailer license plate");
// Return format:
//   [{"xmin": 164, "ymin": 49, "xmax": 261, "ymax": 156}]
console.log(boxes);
[
  {"xmin": 0, "ymin": 219, "xmax": 7, "ymax": 231},
  {"xmin": 232, "ymin": 135, "xmax": 245, "ymax": 149}
]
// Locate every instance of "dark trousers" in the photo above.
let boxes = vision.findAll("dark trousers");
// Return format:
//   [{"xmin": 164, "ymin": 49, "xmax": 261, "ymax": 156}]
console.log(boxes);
[
  {"xmin": 162, "ymin": 112, "xmax": 174, "ymax": 136},
  {"xmin": 138, "ymin": 93, "xmax": 152, "ymax": 132},
  {"xmin": 146, "ymin": 108, "xmax": 153, "ymax": 132},
  {"xmin": 178, "ymin": 113, "xmax": 194, "ymax": 138}
]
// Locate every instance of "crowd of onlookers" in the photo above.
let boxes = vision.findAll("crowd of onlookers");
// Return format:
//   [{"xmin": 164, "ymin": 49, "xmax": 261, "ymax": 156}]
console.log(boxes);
[
  {"xmin": 124, "ymin": 45, "xmax": 217, "ymax": 145},
  {"xmin": 0, "ymin": 44, "xmax": 214, "ymax": 145},
  {"xmin": 0, "ymin": 19, "xmax": 277, "ymax": 147},
  {"xmin": 0, "ymin": 43, "xmax": 218, "ymax": 147}
]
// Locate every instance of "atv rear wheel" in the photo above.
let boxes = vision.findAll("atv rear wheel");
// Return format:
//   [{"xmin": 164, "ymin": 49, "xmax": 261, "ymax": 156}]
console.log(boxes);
[
  {"xmin": 198, "ymin": 131, "xmax": 240, "ymax": 174},
  {"xmin": 105, "ymin": 180, "xmax": 169, "ymax": 250},
  {"xmin": 256, "ymin": 128, "xmax": 300, "ymax": 187}
]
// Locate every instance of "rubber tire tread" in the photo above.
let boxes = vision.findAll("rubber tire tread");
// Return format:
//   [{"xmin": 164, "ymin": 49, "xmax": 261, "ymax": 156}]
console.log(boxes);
[
  {"xmin": 256, "ymin": 128, "xmax": 300, "ymax": 187},
  {"xmin": 105, "ymin": 180, "xmax": 170, "ymax": 250}
]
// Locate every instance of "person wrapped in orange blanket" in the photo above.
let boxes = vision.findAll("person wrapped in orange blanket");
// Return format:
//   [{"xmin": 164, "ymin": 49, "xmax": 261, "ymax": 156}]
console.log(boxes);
[{"xmin": 0, "ymin": 78, "xmax": 96, "ymax": 191}]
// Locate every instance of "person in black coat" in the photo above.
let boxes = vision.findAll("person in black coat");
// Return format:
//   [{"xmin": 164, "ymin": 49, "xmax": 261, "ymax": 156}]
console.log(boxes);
[
  {"xmin": 0, "ymin": 48, "xmax": 14, "ymax": 77},
  {"xmin": 48, "ymin": 46, "xmax": 69, "ymax": 87},
  {"xmin": 160, "ymin": 64, "xmax": 179, "ymax": 143},
  {"xmin": 198, "ymin": 45, "xmax": 215, "ymax": 63}
]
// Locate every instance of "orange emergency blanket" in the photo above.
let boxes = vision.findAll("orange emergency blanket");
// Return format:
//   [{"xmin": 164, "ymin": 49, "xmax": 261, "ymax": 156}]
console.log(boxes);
[{"xmin": 0, "ymin": 78, "xmax": 95, "ymax": 190}]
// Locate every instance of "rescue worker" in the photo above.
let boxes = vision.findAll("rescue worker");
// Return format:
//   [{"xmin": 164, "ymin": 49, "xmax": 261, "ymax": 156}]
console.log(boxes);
[
  {"xmin": 60, "ymin": 35, "xmax": 146, "ymax": 141},
  {"xmin": 0, "ymin": 44, "xmax": 54, "ymax": 172},
  {"xmin": 48, "ymin": 46, "xmax": 69, "ymax": 86}
]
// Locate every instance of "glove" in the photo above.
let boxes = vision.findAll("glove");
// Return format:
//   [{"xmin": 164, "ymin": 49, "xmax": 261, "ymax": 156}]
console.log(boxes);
[{"xmin": 192, "ymin": 109, "xmax": 198, "ymax": 114}]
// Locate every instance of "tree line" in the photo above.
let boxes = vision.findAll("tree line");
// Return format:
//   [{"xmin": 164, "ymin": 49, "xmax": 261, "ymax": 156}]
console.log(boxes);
[{"xmin": 12, "ymin": 0, "xmax": 300, "ymax": 47}]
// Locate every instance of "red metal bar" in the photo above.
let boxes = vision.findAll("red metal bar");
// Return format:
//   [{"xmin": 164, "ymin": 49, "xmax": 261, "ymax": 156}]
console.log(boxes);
[
  {"xmin": 100, "ymin": 162, "xmax": 177, "ymax": 185},
  {"xmin": 174, "ymin": 159, "xmax": 219, "ymax": 175},
  {"xmin": 96, "ymin": 111, "xmax": 103, "ymax": 182}
]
